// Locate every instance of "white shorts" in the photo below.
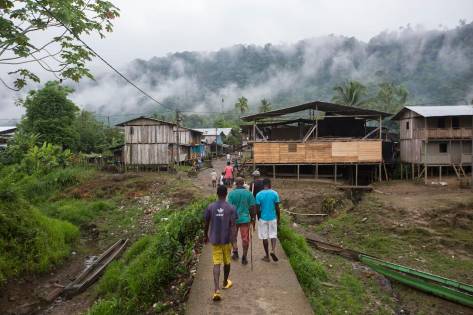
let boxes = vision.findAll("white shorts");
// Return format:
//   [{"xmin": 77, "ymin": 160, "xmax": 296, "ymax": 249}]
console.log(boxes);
[{"xmin": 258, "ymin": 219, "xmax": 277, "ymax": 240}]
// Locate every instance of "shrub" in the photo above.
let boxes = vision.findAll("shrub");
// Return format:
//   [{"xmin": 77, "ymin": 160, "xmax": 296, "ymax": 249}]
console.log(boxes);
[{"xmin": 88, "ymin": 198, "xmax": 212, "ymax": 315}]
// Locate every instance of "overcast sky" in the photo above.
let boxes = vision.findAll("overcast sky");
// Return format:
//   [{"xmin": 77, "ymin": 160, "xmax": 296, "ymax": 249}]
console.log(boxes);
[
  {"xmin": 86, "ymin": 0, "xmax": 473, "ymax": 67},
  {"xmin": 1, "ymin": 0, "xmax": 473, "ymax": 120}
]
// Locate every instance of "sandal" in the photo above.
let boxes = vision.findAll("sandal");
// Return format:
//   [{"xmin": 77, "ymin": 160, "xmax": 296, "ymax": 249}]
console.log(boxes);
[
  {"xmin": 223, "ymin": 279, "xmax": 233, "ymax": 289},
  {"xmin": 270, "ymin": 253, "xmax": 279, "ymax": 262},
  {"xmin": 262, "ymin": 256, "xmax": 270, "ymax": 262},
  {"xmin": 212, "ymin": 291, "xmax": 222, "ymax": 301}
]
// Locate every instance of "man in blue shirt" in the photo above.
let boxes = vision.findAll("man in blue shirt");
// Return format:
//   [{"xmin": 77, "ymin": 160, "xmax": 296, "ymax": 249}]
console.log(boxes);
[{"xmin": 255, "ymin": 178, "xmax": 280, "ymax": 262}]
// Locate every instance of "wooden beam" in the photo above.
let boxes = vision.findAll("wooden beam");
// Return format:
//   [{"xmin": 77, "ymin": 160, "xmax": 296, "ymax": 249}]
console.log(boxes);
[
  {"xmin": 302, "ymin": 123, "xmax": 317, "ymax": 143},
  {"xmin": 362, "ymin": 126, "xmax": 380, "ymax": 139},
  {"xmin": 255, "ymin": 125, "xmax": 267, "ymax": 141},
  {"xmin": 355, "ymin": 164, "xmax": 358, "ymax": 186}
]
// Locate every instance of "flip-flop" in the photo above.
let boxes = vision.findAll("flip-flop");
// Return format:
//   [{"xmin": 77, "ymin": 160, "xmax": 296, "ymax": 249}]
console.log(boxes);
[
  {"xmin": 223, "ymin": 279, "xmax": 233, "ymax": 289},
  {"xmin": 262, "ymin": 256, "xmax": 270, "ymax": 262},
  {"xmin": 270, "ymin": 253, "xmax": 279, "ymax": 262},
  {"xmin": 212, "ymin": 291, "xmax": 222, "ymax": 301}
]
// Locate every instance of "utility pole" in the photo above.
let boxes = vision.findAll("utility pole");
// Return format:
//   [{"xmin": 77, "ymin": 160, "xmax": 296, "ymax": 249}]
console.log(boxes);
[{"xmin": 176, "ymin": 110, "xmax": 181, "ymax": 166}]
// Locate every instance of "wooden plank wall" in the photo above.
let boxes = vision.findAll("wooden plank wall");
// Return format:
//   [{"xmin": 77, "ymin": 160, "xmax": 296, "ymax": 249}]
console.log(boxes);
[
  {"xmin": 125, "ymin": 144, "xmax": 170, "ymax": 164},
  {"xmin": 253, "ymin": 140, "xmax": 382, "ymax": 164}
]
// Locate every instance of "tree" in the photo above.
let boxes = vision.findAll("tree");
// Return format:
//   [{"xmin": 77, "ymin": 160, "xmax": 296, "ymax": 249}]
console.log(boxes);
[
  {"xmin": 19, "ymin": 81, "xmax": 79, "ymax": 148},
  {"xmin": 0, "ymin": 0, "xmax": 119, "ymax": 90},
  {"xmin": 332, "ymin": 80, "xmax": 369, "ymax": 106},
  {"xmin": 374, "ymin": 82, "xmax": 408, "ymax": 113},
  {"xmin": 259, "ymin": 98, "xmax": 272, "ymax": 113},
  {"xmin": 234, "ymin": 96, "xmax": 249, "ymax": 114}
]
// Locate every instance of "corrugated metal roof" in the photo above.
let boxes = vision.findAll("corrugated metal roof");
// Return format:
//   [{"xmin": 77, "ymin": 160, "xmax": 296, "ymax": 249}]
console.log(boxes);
[
  {"xmin": 0, "ymin": 126, "xmax": 17, "ymax": 134},
  {"xmin": 392, "ymin": 105, "xmax": 473, "ymax": 120},
  {"xmin": 115, "ymin": 116, "xmax": 202, "ymax": 133},
  {"xmin": 194, "ymin": 128, "xmax": 232, "ymax": 136}
]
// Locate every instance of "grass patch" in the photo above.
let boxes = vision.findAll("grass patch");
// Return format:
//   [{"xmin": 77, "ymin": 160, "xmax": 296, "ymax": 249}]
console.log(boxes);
[
  {"xmin": 279, "ymin": 219, "xmax": 376, "ymax": 314},
  {"xmin": 87, "ymin": 197, "xmax": 212, "ymax": 315},
  {"xmin": 0, "ymin": 165, "xmax": 95, "ymax": 285},
  {"xmin": 41, "ymin": 199, "xmax": 116, "ymax": 226}
]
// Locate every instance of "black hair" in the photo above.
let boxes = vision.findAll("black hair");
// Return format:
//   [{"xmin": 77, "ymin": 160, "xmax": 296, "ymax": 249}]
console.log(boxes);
[
  {"xmin": 227, "ymin": 161, "xmax": 230, "ymax": 165},
  {"xmin": 217, "ymin": 185, "xmax": 227, "ymax": 197},
  {"xmin": 263, "ymin": 178, "xmax": 271, "ymax": 187}
]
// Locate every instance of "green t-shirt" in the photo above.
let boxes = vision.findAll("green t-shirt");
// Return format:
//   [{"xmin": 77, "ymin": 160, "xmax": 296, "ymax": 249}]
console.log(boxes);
[{"xmin": 227, "ymin": 186, "xmax": 256, "ymax": 224}]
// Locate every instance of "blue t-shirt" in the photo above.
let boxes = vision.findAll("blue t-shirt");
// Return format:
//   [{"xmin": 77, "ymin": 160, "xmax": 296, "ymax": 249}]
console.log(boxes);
[
  {"xmin": 204, "ymin": 200, "xmax": 237, "ymax": 244},
  {"xmin": 255, "ymin": 189, "xmax": 280, "ymax": 221}
]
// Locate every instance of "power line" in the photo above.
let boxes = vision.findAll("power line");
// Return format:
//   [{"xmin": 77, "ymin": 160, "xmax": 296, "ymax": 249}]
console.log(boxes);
[{"xmin": 39, "ymin": 4, "xmax": 174, "ymax": 112}]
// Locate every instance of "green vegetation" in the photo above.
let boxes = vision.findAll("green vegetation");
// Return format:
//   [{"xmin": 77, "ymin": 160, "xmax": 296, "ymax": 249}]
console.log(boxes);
[
  {"xmin": 0, "ymin": 163, "xmax": 94, "ymax": 285},
  {"xmin": 0, "ymin": 0, "xmax": 119, "ymax": 89},
  {"xmin": 259, "ymin": 98, "xmax": 272, "ymax": 113},
  {"xmin": 279, "ymin": 219, "xmax": 386, "ymax": 314},
  {"xmin": 88, "ymin": 198, "xmax": 212, "ymax": 315}
]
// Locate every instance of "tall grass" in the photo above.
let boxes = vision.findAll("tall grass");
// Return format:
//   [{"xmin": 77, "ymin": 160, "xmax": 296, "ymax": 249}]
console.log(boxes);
[
  {"xmin": 88, "ymin": 197, "xmax": 212, "ymax": 315},
  {"xmin": 0, "ymin": 165, "xmax": 95, "ymax": 285}
]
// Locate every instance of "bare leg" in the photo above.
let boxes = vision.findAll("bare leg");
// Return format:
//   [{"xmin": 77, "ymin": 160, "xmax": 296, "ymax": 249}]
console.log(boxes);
[
  {"xmin": 262, "ymin": 239, "xmax": 269, "ymax": 258},
  {"xmin": 213, "ymin": 264, "xmax": 221, "ymax": 292},
  {"xmin": 223, "ymin": 264, "xmax": 231, "ymax": 287},
  {"xmin": 271, "ymin": 238, "xmax": 277, "ymax": 253}
]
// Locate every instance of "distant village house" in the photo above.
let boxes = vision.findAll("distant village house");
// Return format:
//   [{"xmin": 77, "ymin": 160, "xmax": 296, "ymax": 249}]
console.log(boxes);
[{"xmin": 116, "ymin": 117, "xmax": 203, "ymax": 167}]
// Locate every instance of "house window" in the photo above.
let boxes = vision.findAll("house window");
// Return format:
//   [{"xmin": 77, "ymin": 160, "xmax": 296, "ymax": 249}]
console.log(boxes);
[
  {"xmin": 405, "ymin": 121, "xmax": 410, "ymax": 130},
  {"xmin": 452, "ymin": 117, "xmax": 460, "ymax": 128},
  {"xmin": 288, "ymin": 143, "xmax": 297, "ymax": 152},
  {"xmin": 439, "ymin": 143, "xmax": 448, "ymax": 153},
  {"xmin": 437, "ymin": 118, "xmax": 446, "ymax": 128}
]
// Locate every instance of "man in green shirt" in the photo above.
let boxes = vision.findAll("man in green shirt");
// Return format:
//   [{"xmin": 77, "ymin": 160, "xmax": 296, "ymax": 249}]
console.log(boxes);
[{"xmin": 227, "ymin": 177, "xmax": 256, "ymax": 265}]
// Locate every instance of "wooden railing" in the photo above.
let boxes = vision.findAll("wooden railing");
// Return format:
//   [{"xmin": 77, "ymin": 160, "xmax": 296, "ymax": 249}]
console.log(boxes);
[{"xmin": 414, "ymin": 128, "xmax": 472, "ymax": 139}]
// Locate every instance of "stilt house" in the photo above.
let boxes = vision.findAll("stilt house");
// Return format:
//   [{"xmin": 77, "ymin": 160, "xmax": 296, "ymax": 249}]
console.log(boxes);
[
  {"xmin": 116, "ymin": 117, "xmax": 203, "ymax": 166},
  {"xmin": 240, "ymin": 101, "xmax": 391, "ymax": 184},
  {"xmin": 392, "ymin": 105, "xmax": 473, "ymax": 181}
]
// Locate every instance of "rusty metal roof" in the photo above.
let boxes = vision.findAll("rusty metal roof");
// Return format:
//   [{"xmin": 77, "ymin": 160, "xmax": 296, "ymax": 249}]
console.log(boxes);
[
  {"xmin": 240, "ymin": 101, "xmax": 390, "ymax": 121},
  {"xmin": 392, "ymin": 105, "xmax": 473, "ymax": 120}
]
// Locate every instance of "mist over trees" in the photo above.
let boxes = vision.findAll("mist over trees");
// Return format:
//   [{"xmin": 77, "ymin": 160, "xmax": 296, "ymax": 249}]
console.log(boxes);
[{"xmin": 68, "ymin": 21, "xmax": 473, "ymax": 118}]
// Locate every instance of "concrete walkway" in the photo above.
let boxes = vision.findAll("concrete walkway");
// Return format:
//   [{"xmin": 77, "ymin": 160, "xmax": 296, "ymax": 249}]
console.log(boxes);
[{"xmin": 187, "ymin": 159, "xmax": 314, "ymax": 315}]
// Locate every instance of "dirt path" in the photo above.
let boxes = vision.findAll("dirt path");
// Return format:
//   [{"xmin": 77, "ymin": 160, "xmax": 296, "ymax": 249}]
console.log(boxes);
[
  {"xmin": 187, "ymin": 157, "xmax": 314, "ymax": 315},
  {"xmin": 186, "ymin": 229, "xmax": 313, "ymax": 315}
]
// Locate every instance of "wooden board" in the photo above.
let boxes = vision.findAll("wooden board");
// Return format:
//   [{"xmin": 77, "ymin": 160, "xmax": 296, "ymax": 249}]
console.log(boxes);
[{"xmin": 253, "ymin": 140, "xmax": 382, "ymax": 164}]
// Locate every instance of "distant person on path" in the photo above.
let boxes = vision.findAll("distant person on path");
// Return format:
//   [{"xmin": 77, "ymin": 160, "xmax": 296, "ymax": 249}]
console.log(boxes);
[
  {"xmin": 210, "ymin": 169, "xmax": 217, "ymax": 188},
  {"xmin": 227, "ymin": 177, "xmax": 256, "ymax": 265},
  {"xmin": 204, "ymin": 185, "xmax": 237, "ymax": 301},
  {"xmin": 226, "ymin": 153, "xmax": 231, "ymax": 163},
  {"xmin": 256, "ymin": 178, "xmax": 281, "ymax": 262},
  {"xmin": 250, "ymin": 170, "xmax": 264, "ymax": 197},
  {"xmin": 223, "ymin": 162, "xmax": 234, "ymax": 187},
  {"xmin": 219, "ymin": 172, "xmax": 225, "ymax": 186}
]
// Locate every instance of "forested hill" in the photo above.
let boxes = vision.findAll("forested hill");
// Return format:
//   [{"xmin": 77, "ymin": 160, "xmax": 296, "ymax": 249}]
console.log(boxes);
[{"xmin": 78, "ymin": 22, "xmax": 473, "ymax": 115}]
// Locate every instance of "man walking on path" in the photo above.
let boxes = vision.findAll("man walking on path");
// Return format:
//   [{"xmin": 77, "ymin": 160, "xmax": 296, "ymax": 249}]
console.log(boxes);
[
  {"xmin": 250, "ymin": 170, "xmax": 264, "ymax": 197},
  {"xmin": 255, "ymin": 178, "xmax": 281, "ymax": 262},
  {"xmin": 204, "ymin": 185, "xmax": 237, "ymax": 301},
  {"xmin": 227, "ymin": 177, "xmax": 256, "ymax": 265},
  {"xmin": 210, "ymin": 169, "xmax": 217, "ymax": 188},
  {"xmin": 223, "ymin": 161, "xmax": 234, "ymax": 187}
]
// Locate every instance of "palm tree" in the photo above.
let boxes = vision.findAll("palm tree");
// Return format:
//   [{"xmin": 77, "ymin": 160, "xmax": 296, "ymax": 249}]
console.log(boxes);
[
  {"xmin": 332, "ymin": 80, "xmax": 369, "ymax": 107},
  {"xmin": 234, "ymin": 96, "xmax": 249, "ymax": 114},
  {"xmin": 375, "ymin": 82, "xmax": 408, "ymax": 113},
  {"xmin": 259, "ymin": 98, "xmax": 272, "ymax": 113}
]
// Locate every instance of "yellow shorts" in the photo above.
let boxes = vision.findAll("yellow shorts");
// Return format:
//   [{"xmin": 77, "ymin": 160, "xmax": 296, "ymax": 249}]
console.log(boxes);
[{"xmin": 212, "ymin": 244, "xmax": 232, "ymax": 265}]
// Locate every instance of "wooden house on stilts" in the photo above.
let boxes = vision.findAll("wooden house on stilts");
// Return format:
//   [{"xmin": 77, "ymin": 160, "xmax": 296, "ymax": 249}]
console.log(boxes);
[
  {"xmin": 392, "ymin": 105, "xmax": 473, "ymax": 183},
  {"xmin": 241, "ymin": 101, "xmax": 392, "ymax": 185},
  {"xmin": 116, "ymin": 117, "xmax": 204, "ymax": 169}
]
